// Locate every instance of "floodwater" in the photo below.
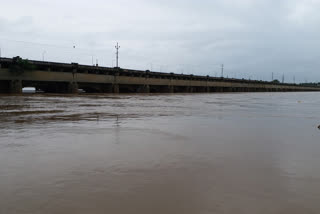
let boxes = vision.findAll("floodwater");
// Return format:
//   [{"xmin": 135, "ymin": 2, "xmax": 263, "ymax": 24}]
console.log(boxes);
[{"xmin": 1, "ymin": 92, "xmax": 320, "ymax": 214}]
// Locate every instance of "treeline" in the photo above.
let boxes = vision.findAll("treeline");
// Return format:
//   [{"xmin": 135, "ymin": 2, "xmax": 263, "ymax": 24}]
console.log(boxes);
[
  {"xmin": 299, "ymin": 82, "xmax": 320, "ymax": 87},
  {"xmin": 270, "ymin": 79, "xmax": 320, "ymax": 87}
]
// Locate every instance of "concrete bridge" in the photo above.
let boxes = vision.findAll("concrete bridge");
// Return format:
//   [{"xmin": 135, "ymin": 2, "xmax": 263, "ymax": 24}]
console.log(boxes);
[{"xmin": 0, "ymin": 57, "xmax": 319, "ymax": 94}]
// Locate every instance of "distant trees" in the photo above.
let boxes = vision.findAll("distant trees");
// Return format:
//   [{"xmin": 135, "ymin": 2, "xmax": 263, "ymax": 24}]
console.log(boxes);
[
  {"xmin": 271, "ymin": 79, "xmax": 280, "ymax": 84},
  {"xmin": 300, "ymin": 82, "xmax": 320, "ymax": 87},
  {"xmin": 9, "ymin": 56, "xmax": 35, "ymax": 74}
]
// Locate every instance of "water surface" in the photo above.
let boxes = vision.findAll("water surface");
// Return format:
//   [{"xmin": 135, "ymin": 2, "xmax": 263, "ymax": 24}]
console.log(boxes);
[{"xmin": 1, "ymin": 92, "xmax": 320, "ymax": 214}]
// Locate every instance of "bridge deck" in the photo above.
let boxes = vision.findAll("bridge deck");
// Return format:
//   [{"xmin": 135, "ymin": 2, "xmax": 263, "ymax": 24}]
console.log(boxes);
[{"xmin": 0, "ymin": 57, "xmax": 319, "ymax": 93}]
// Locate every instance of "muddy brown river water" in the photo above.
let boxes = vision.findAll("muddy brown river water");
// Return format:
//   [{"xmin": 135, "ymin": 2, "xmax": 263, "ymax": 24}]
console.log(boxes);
[{"xmin": 1, "ymin": 92, "xmax": 320, "ymax": 214}]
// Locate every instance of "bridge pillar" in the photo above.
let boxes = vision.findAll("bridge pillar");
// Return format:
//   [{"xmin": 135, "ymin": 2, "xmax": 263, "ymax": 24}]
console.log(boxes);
[
  {"xmin": 113, "ymin": 84, "xmax": 119, "ymax": 93},
  {"xmin": 169, "ymin": 85, "xmax": 174, "ymax": 93},
  {"xmin": 186, "ymin": 86, "xmax": 193, "ymax": 93},
  {"xmin": 0, "ymin": 81, "xmax": 10, "ymax": 93},
  {"xmin": 139, "ymin": 85, "xmax": 150, "ymax": 93},
  {"xmin": 68, "ymin": 82, "xmax": 78, "ymax": 94},
  {"xmin": 145, "ymin": 85, "xmax": 150, "ymax": 93},
  {"xmin": 161, "ymin": 85, "xmax": 174, "ymax": 93},
  {"xmin": 101, "ymin": 84, "xmax": 113, "ymax": 93},
  {"xmin": 10, "ymin": 80, "xmax": 22, "ymax": 93}
]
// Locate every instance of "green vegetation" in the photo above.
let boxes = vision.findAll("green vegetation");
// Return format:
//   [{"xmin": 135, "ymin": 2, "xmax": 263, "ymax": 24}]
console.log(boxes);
[
  {"xmin": 9, "ymin": 56, "xmax": 35, "ymax": 74},
  {"xmin": 300, "ymin": 82, "xmax": 320, "ymax": 87}
]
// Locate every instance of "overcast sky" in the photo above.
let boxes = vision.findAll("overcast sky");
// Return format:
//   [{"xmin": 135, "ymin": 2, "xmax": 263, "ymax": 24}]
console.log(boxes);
[{"xmin": 1, "ymin": 0, "xmax": 319, "ymax": 82}]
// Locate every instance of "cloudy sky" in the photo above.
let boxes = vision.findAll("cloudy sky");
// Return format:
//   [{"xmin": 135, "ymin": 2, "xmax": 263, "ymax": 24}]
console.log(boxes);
[{"xmin": 0, "ymin": 0, "xmax": 319, "ymax": 82}]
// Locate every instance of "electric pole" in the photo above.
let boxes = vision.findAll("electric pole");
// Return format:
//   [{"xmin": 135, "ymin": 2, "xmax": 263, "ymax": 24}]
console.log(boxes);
[
  {"xmin": 115, "ymin": 42, "xmax": 120, "ymax": 68},
  {"xmin": 221, "ymin": 64, "xmax": 224, "ymax": 78},
  {"xmin": 282, "ymin": 74, "xmax": 284, "ymax": 83},
  {"xmin": 42, "ymin": 51, "xmax": 46, "ymax": 61}
]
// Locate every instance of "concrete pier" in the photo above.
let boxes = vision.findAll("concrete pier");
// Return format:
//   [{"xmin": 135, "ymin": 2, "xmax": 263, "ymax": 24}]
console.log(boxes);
[
  {"xmin": 10, "ymin": 80, "xmax": 22, "ymax": 94},
  {"xmin": 112, "ymin": 84, "xmax": 120, "ymax": 93},
  {"xmin": 68, "ymin": 82, "xmax": 78, "ymax": 94}
]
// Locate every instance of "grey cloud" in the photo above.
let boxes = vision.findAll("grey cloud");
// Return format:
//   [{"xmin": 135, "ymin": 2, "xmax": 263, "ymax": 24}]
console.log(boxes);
[{"xmin": 0, "ymin": 0, "xmax": 319, "ymax": 82}]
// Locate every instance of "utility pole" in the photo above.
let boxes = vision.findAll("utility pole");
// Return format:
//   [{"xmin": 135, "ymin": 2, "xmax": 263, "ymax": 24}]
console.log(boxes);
[
  {"xmin": 115, "ymin": 42, "xmax": 120, "ymax": 68},
  {"xmin": 221, "ymin": 64, "xmax": 224, "ymax": 78},
  {"xmin": 42, "ymin": 51, "xmax": 46, "ymax": 61},
  {"xmin": 282, "ymin": 74, "xmax": 285, "ymax": 83},
  {"xmin": 72, "ymin": 45, "xmax": 76, "ymax": 63}
]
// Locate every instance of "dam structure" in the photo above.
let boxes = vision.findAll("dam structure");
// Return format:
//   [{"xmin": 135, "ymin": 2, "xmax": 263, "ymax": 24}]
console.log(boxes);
[{"xmin": 0, "ymin": 57, "xmax": 319, "ymax": 94}]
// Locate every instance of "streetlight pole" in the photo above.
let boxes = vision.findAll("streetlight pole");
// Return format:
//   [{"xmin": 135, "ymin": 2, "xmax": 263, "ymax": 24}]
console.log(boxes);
[{"xmin": 115, "ymin": 42, "xmax": 120, "ymax": 67}]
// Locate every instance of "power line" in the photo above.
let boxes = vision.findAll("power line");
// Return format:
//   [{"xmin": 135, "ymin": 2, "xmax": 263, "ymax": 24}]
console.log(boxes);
[
  {"xmin": 0, "ymin": 37, "xmax": 113, "ymax": 54},
  {"xmin": 0, "ymin": 38, "xmax": 74, "ymax": 50}
]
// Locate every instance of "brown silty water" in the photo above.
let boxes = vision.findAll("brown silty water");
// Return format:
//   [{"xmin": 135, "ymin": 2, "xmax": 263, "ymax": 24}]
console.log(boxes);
[{"xmin": 0, "ymin": 92, "xmax": 320, "ymax": 214}]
